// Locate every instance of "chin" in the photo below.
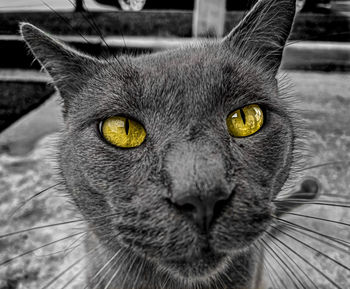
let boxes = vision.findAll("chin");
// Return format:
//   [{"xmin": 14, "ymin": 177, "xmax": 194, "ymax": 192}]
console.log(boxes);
[{"xmin": 160, "ymin": 247, "xmax": 229, "ymax": 279}]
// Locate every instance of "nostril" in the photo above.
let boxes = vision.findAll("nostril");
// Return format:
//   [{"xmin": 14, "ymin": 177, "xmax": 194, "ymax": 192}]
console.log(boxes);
[
  {"xmin": 171, "ymin": 196, "xmax": 200, "ymax": 215},
  {"xmin": 179, "ymin": 203, "xmax": 197, "ymax": 214},
  {"xmin": 166, "ymin": 197, "xmax": 197, "ymax": 213}
]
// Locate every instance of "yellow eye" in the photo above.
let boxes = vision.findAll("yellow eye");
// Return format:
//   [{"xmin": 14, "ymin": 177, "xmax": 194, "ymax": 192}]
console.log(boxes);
[
  {"xmin": 101, "ymin": 116, "xmax": 146, "ymax": 148},
  {"xmin": 226, "ymin": 104, "xmax": 264, "ymax": 137}
]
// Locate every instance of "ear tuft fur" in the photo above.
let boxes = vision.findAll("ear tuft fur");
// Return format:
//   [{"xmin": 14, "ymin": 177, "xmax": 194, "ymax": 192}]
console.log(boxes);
[
  {"xmin": 223, "ymin": 0, "xmax": 296, "ymax": 74},
  {"xmin": 20, "ymin": 22, "xmax": 97, "ymax": 104}
]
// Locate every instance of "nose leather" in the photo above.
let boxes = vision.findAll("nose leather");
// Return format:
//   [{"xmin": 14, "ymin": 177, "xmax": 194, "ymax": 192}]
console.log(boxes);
[{"xmin": 172, "ymin": 191, "xmax": 231, "ymax": 231}]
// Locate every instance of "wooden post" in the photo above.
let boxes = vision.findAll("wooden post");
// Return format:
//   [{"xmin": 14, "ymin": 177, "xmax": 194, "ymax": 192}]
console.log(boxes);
[
  {"xmin": 75, "ymin": 0, "xmax": 85, "ymax": 12},
  {"xmin": 193, "ymin": 0, "xmax": 226, "ymax": 38}
]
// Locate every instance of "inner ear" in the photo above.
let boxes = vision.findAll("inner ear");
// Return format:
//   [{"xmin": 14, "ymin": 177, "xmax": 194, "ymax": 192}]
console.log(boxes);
[
  {"xmin": 222, "ymin": 0, "xmax": 296, "ymax": 74},
  {"xmin": 20, "ymin": 22, "xmax": 98, "ymax": 105}
]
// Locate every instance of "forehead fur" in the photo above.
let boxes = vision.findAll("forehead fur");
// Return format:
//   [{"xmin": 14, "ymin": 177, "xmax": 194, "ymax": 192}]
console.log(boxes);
[{"xmin": 69, "ymin": 42, "xmax": 278, "ymax": 127}]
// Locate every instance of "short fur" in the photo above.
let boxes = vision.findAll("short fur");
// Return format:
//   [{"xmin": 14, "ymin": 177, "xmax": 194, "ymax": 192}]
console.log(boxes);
[{"xmin": 20, "ymin": 0, "xmax": 298, "ymax": 288}]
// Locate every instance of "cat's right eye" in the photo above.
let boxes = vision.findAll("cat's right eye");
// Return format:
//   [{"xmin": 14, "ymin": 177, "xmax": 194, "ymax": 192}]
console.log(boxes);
[{"xmin": 101, "ymin": 116, "xmax": 146, "ymax": 148}]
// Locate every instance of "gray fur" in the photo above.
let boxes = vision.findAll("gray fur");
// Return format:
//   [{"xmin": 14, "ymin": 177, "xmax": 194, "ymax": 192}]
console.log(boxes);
[{"xmin": 20, "ymin": 0, "xmax": 297, "ymax": 288}]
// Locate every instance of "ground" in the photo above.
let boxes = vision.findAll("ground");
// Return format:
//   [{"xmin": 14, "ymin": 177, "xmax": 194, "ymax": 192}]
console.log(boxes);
[{"xmin": 0, "ymin": 71, "xmax": 349, "ymax": 288}]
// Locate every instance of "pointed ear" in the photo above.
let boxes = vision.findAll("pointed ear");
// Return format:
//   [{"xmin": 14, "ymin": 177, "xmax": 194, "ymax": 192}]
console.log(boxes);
[
  {"xmin": 20, "ymin": 22, "xmax": 97, "ymax": 103},
  {"xmin": 222, "ymin": 0, "xmax": 296, "ymax": 74}
]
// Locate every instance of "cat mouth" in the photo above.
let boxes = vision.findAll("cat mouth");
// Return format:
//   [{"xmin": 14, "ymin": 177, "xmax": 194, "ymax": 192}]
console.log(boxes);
[{"xmin": 162, "ymin": 246, "xmax": 227, "ymax": 277}]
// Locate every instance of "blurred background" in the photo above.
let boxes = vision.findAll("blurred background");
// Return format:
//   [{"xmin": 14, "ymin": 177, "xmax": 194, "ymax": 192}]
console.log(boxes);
[{"xmin": 0, "ymin": 0, "xmax": 350, "ymax": 288}]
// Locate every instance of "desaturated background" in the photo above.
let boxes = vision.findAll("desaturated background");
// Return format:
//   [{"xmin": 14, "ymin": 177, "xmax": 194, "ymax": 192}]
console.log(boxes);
[{"xmin": 0, "ymin": 0, "xmax": 350, "ymax": 288}]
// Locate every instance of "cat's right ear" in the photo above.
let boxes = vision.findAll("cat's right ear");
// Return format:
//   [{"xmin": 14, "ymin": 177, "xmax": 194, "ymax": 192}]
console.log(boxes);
[{"xmin": 20, "ymin": 22, "xmax": 97, "ymax": 103}]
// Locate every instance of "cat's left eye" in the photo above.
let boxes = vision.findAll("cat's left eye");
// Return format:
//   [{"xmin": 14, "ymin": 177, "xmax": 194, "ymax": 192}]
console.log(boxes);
[
  {"xmin": 101, "ymin": 116, "xmax": 146, "ymax": 148},
  {"xmin": 226, "ymin": 104, "xmax": 264, "ymax": 137}
]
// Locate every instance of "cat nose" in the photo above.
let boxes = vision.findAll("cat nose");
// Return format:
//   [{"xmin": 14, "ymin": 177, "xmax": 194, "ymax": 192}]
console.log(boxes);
[{"xmin": 170, "ymin": 189, "xmax": 232, "ymax": 232}]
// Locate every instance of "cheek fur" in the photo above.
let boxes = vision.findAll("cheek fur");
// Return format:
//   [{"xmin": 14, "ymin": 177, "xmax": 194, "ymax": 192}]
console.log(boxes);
[{"xmin": 233, "ymin": 111, "xmax": 293, "ymax": 190}]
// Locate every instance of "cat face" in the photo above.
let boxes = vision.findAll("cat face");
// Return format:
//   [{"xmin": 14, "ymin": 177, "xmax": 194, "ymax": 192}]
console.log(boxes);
[{"xmin": 21, "ymin": 0, "xmax": 297, "ymax": 281}]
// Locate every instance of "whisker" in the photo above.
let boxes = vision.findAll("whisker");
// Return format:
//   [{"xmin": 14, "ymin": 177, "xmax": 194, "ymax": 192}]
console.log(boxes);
[
  {"xmin": 1, "ymin": 219, "xmax": 85, "ymax": 239},
  {"xmin": 261, "ymin": 256, "xmax": 280, "ymax": 289},
  {"xmin": 31, "ymin": 232, "xmax": 89, "ymax": 258},
  {"xmin": 279, "ymin": 223, "xmax": 350, "ymax": 254},
  {"xmin": 277, "ymin": 211, "xmax": 350, "ymax": 227},
  {"xmin": 41, "ymin": 2, "xmax": 91, "ymax": 46},
  {"xmin": 41, "ymin": 1, "xmax": 125, "ymax": 72},
  {"xmin": 274, "ymin": 180, "xmax": 316, "ymax": 203},
  {"xmin": 273, "ymin": 217, "xmax": 350, "ymax": 247},
  {"xmin": 63, "ymin": 231, "xmax": 90, "ymax": 257},
  {"xmin": 120, "ymin": 252, "xmax": 138, "ymax": 289},
  {"xmin": 103, "ymin": 252, "xmax": 129, "ymax": 289},
  {"xmin": 41, "ymin": 1, "xmax": 138, "ymax": 93},
  {"xmin": 264, "ymin": 233, "xmax": 319, "ymax": 289},
  {"xmin": 132, "ymin": 256, "xmax": 145, "ymax": 289},
  {"xmin": 1, "ymin": 212, "xmax": 120, "ymax": 239},
  {"xmin": 275, "ymin": 178, "xmax": 320, "ymax": 209},
  {"xmin": 91, "ymin": 249, "xmax": 128, "ymax": 289},
  {"xmin": 253, "ymin": 242, "xmax": 282, "ymax": 289},
  {"xmin": 67, "ymin": 0, "xmax": 128, "ymax": 51},
  {"xmin": 273, "ymin": 200, "xmax": 350, "ymax": 208},
  {"xmin": 40, "ymin": 244, "xmax": 101, "ymax": 289},
  {"xmin": 32, "ymin": 222, "xmax": 112, "ymax": 259},
  {"xmin": 265, "ymin": 231, "xmax": 343, "ymax": 289},
  {"xmin": 87, "ymin": 248, "xmax": 122, "ymax": 287},
  {"xmin": 229, "ymin": 240, "xmax": 259, "ymax": 284},
  {"xmin": 40, "ymin": 0, "xmax": 129, "ymax": 74},
  {"xmin": 322, "ymin": 193, "xmax": 350, "ymax": 199},
  {"xmin": 0, "ymin": 231, "xmax": 85, "ymax": 266},
  {"xmin": 295, "ymin": 161, "xmax": 350, "ymax": 172},
  {"xmin": 60, "ymin": 0, "xmax": 133, "ymax": 73},
  {"xmin": 271, "ymin": 225, "xmax": 350, "ymax": 272},
  {"xmin": 9, "ymin": 182, "xmax": 64, "ymax": 218},
  {"xmin": 66, "ymin": 0, "xmax": 112, "ymax": 52},
  {"xmin": 59, "ymin": 267, "xmax": 84, "ymax": 289},
  {"xmin": 91, "ymin": 260, "xmax": 119, "ymax": 289},
  {"xmin": 228, "ymin": 253, "xmax": 251, "ymax": 284},
  {"xmin": 260, "ymin": 238, "xmax": 305, "ymax": 289}
]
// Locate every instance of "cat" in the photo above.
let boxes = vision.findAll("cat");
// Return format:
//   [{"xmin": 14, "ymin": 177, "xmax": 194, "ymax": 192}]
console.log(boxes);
[{"xmin": 2, "ymin": 0, "xmax": 348, "ymax": 288}]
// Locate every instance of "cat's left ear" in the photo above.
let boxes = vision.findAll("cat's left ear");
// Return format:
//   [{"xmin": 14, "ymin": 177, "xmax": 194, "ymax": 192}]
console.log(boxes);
[
  {"xmin": 222, "ymin": 0, "xmax": 296, "ymax": 74},
  {"xmin": 20, "ymin": 22, "xmax": 98, "ymax": 104}
]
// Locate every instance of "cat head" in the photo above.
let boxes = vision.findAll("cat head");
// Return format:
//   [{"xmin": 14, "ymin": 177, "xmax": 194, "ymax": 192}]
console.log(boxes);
[{"xmin": 21, "ymin": 0, "xmax": 297, "ymax": 282}]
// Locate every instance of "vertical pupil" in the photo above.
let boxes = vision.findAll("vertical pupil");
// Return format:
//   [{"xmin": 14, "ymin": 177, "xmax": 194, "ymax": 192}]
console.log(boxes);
[
  {"xmin": 125, "ymin": 118, "xmax": 130, "ymax": 135},
  {"xmin": 239, "ymin": 108, "xmax": 246, "ymax": 124}
]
